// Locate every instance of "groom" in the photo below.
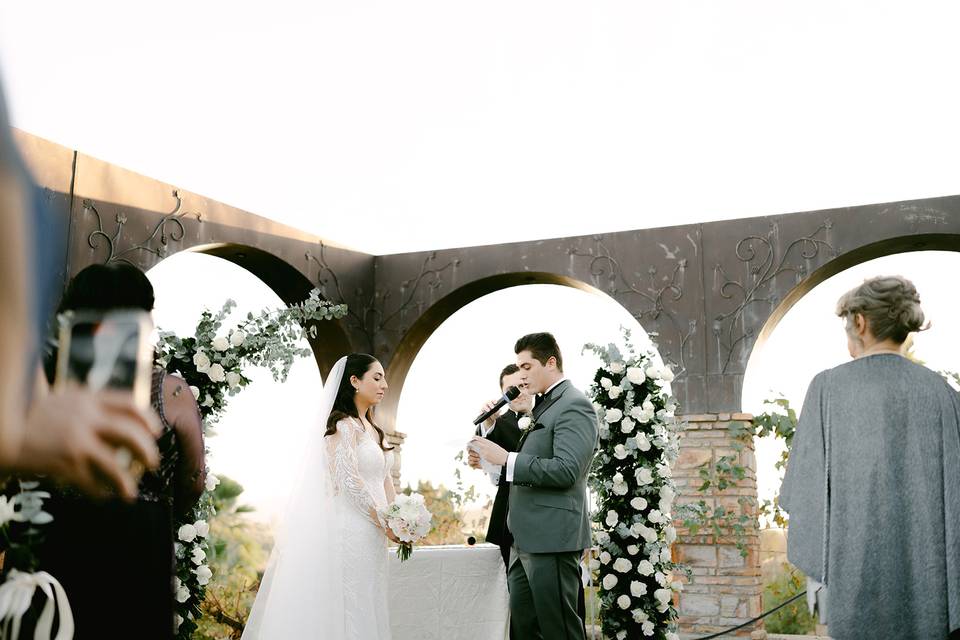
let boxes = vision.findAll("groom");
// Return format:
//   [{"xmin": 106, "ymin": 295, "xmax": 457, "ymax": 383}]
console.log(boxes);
[{"xmin": 471, "ymin": 332, "xmax": 598, "ymax": 640}]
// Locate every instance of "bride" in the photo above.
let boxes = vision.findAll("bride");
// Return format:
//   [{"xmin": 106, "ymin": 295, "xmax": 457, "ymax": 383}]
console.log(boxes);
[{"xmin": 242, "ymin": 353, "xmax": 400, "ymax": 639}]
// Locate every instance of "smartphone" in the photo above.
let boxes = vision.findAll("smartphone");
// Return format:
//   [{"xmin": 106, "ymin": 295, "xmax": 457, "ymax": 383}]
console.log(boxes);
[{"xmin": 55, "ymin": 310, "xmax": 156, "ymax": 483}]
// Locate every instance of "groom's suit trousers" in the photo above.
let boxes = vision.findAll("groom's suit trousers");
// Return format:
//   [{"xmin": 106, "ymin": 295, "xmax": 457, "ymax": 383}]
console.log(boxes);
[{"xmin": 508, "ymin": 548, "xmax": 585, "ymax": 640}]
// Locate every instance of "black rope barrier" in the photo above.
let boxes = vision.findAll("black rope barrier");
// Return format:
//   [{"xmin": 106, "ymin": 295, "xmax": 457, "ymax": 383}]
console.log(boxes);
[{"xmin": 688, "ymin": 590, "xmax": 809, "ymax": 639}]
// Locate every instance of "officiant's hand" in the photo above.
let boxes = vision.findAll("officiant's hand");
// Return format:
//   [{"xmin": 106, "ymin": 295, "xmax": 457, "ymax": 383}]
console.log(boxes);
[
  {"xmin": 469, "ymin": 436, "xmax": 508, "ymax": 466},
  {"xmin": 478, "ymin": 400, "xmax": 498, "ymax": 432},
  {"xmin": 467, "ymin": 449, "xmax": 482, "ymax": 469}
]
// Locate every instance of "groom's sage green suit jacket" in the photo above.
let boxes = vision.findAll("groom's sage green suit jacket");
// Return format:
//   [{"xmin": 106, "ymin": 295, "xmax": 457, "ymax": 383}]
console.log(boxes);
[{"xmin": 507, "ymin": 380, "xmax": 598, "ymax": 554}]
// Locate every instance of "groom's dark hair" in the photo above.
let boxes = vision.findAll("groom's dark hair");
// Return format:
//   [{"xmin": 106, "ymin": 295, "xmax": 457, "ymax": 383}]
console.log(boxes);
[
  {"xmin": 514, "ymin": 332, "xmax": 563, "ymax": 372},
  {"xmin": 499, "ymin": 364, "xmax": 519, "ymax": 389}
]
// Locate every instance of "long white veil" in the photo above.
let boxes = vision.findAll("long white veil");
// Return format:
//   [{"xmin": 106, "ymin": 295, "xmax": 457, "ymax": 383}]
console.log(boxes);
[{"xmin": 241, "ymin": 356, "xmax": 347, "ymax": 639}]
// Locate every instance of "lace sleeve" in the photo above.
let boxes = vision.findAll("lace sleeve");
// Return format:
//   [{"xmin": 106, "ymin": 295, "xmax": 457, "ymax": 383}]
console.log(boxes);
[{"xmin": 326, "ymin": 418, "xmax": 382, "ymax": 527}]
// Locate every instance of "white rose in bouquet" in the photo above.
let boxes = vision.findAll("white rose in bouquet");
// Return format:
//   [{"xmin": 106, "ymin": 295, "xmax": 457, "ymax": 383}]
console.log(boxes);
[
  {"xmin": 635, "ymin": 433, "xmax": 651, "ymax": 451},
  {"xmin": 654, "ymin": 587, "xmax": 673, "ymax": 606},
  {"xmin": 174, "ymin": 578, "xmax": 190, "ymax": 603},
  {"xmin": 205, "ymin": 474, "xmax": 220, "ymax": 492},
  {"xmin": 189, "ymin": 385, "xmax": 200, "ymax": 400},
  {"xmin": 619, "ymin": 417, "xmax": 635, "ymax": 434},
  {"xmin": 635, "ymin": 467, "xmax": 654, "ymax": 485},
  {"xmin": 630, "ymin": 496, "xmax": 648, "ymax": 511},
  {"xmin": 596, "ymin": 531, "xmax": 610, "ymax": 545},
  {"xmin": 191, "ymin": 547, "xmax": 206, "ymax": 565},
  {"xmin": 600, "ymin": 377, "xmax": 613, "ymax": 389},
  {"xmin": 604, "ymin": 408, "xmax": 623, "ymax": 424},
  {"xmin": 632, "ymin": 608, "xmax": 649, "ymax": 623},
  {"xmin": 607, "ymin": 386, "xmax": 622, "ymax": 400},
  {"xmin": 193, "ymin": 351, "xmax": 211, "ymax": 373},
  {"xmin": 600, "ymin": 551, "xmax": 612, "ymax": 565},
  {"xmin": 637, "ymin": 560, "xmax": 655, "ymax": 576},
  {"xmin": 226, "ymin": 371, "xmax": 242, "ymax": 389},
  {"xmin": 660, "ymin": 546, "xmax": 672, "ymax": 564},
  {"xmin": 177, "ymin": 524, "xmax": 197, "ymax": 543},
  {"xmin": 617, "ymin": 595, "xmax": 631, "ymax": 610},
  {"xmin": 630, "ymin": 580, "xmax": 647, "ymax": 597},
  {"xmin": 206, "ymin": 363, "xmax": 226, "ymax": 383},
  {"xmin": 665, "ymin": 525, "xmax": 677, "ymax": 544},
  {"xmin": 609, "ymin": 361, "xmax": 625, "ymax": 374},
  {"xmin": 659, "ymin": 366, "xmax": 675, "ymax": 382},
  {"xmin": 517, "ymin": 416, "xmax": 532, "ymax": 430},
  {"xmin": 613, "ymin": 444, "xmax": 629, "ymax": 460},
  {"xmin": 612, "ymin": 558, "xmax": 632, "ymax": 573},
  {"xmin": 642, "ymin": 620, "xmax": 655, "ymax": 636},
  {"xmin": 627, "ymin": 545, "xmax": 639, "ymax": 555},
  {"xmin": 229, "ymin": 329, "xmax": 247, "ymax": 347},
  {"xmin": 605, "ymin": 510, "xmax": 619, "ymax": 527},
  {"xmin": 194, "ymin": 520, "xmax": 210, "ymax": 537},
  {"xmin": 647, "ymin": 509, "xmax": 665, "ymax": 524},
  {"xmin": 212, "ymin": 336, "xmax": 230, "ymax": 352},
  {"xmin": 625, "ymin": 366, "xmax": 645, "ymax": 385},
  {"xmin": 602, "ymin": 574, "xmax": 618, "ymax": 590},
  {"xmin": 194, "ymin": 564, "xmax": 213, "ymax": 586},
  {"xmin": 640, "ymin": 526, "xmax": 658, "ymax": 544}
]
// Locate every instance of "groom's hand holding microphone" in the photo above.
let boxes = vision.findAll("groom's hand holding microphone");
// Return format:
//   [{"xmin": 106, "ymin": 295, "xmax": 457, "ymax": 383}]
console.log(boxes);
[{"xmin": 466, "ymin": 385, "xmax": 520, "ymax": 469}]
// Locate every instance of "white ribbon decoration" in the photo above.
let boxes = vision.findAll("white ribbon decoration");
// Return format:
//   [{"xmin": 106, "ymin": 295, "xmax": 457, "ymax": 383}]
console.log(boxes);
[{"xmin": 0, "ymin": 570, "xmax": 74, "ymax": 640}]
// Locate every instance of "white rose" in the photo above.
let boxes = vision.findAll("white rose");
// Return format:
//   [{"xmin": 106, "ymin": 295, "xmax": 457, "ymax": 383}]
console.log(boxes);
[
  {"xmin": 174, "ymin": 613, "xmax": 183, "ymax": 632},
  {"xmin": 630, "ymin": 497, "xmax": 648, "ymax": 511},
  {"xmin": 660, "ymin": 546, "xmax": 672, "ymax": 564},
  {"xmin": 602, "ymin": 574, "xmax": 618, "ymax": 590},
  {"xmin": 627, "ymin": 545, "xmax": 639, "ymax": 555},
  {"xmin": 665, "ymin": 526, "xmax": 677, "ymax": 544},
  {"xmin": 660, "ymin": 366, "xmax": 675, "ymax": 382},
  {"xmin": 613, "ymin": 444, "xmax": 628, "ymax": 460},
  {"xmin": 657, "ymin": 462, "xmax": 674, "ymax": 478},
  {"xmin": 600, "ymin": 377, "xmax": 613, "ymax": 389},
  {"xmin": 645, "ymin": 364, "xmax": 660, "ymax": 380},
  {"xmin": 192, "ymin": 351, "xmax": 211, "ymax": 373},
  {"xmin": 638, "ymin": 560, "xmax": 655, "ymax": 575},
  {"xmin": 609, "ymin": 361, "xmax": 625, "ymax": 374},
  {"xmin": 626, "ymin": 366, "xmax": 646, "ymax": 385},
  {"xmin": 194, "ymin": 520, "xmax": 210, "ymax": 537},
  {"xmin": 229, "ymin": 330, "xmax": 247, "ymax": 347},
  {"xmin": 630, "ymin": 580, "xmax": 647, "ymax": 597},
  {"xmin": 191, "ymin": 546, "xmax": 206, "ymax": 565},
  {"xmin": 598, "ymin": 424, "xmax": 610, "ymax": 440},
  {"xmin": 612, "ymin": 481, "xmax": 628, "ymax": 496},
  {"xmin": 605, "ymin": 510, "xmax": 619, "ymax": 527},
  {"xmin": 655, "ymin": 587, "xmax": 673, "ymax": 606},
  {"xmin": 194, "ymin": 564, "xmax": 213, "ymax": 586},
  {"xmin": 613, "ymin": 558, "xmax": 633, "ymax": 573},
  {"xmin": 189, "ymin": 385, "xmax": 200, "ymax": 400},
  {"xmin": 642, "ymin": 620, "xmax": 655, "ymax": 636},
  {"xmin": 636, "ymin": 467, "xmax": 654, "ymax": 485},
  {"xmin": 225, "ymin": 371, "xmax": 242, "ymax": 389},
  {"xmin": 596, "ymin": 531, "xmax": 610, "ymax": 545},
  {"xmin": 617, "ymin": 594, "xmax": 631, "ymax": 610},
  {"xmin": 632, "ymin": 608, "xmax": 649, "ymax": 623},
  {"xmin": 635, "ymin": 433, "xmax": 651, "ymax": 451},
  {"xmin": 212, "ymin": 336, "xmax": 230, "ymax": 352},
  {"xmin": 206, "ymin": 363, "xmax": 226, "ymax": 383},
  {"xmin": 604, "ymin": 408, "xmax": 623, "ymax": 424},
  {"xmin": 517, "ymin": 416, "xmax": 532, "ymax": 430},
  {"xmin": 177, "ymin": 524, "xmax": 198, "ymax": 543},
  {"xmin": 631, "ymin": 522, "xmax": 644, "ymax": 537},
  {"xmin": 666, "ymin": 633, "xmax": 680, "ymax": 640},
  {"xmin": 175, "ymin": 583, "xmax": 190, "ymax": 603},
  {"xmin": 659, "ymin": 486, "xmax": 675, "ymax": 502},
  {"xmin": 619, "ymin": 417, "xmax": 635, "ymax": 434},
  {"xmin": 600, "ymin": 551, "xmax": 611, "ymax": 564},
  {"xmin": 648, "ymin": 509, "xmax": 665, "ymax": 524},
  {"xmin": 617, "ymin": 632, "xmax": 627, "ymax": 640},
  {"xmin": 655, "ymin": 571, "xmax": 667, "ymax": 586},
  {"xmin": 607, "ymin": 386, "xmax": 622, "ymax": 400},
  {"xmin": 641, "ymin": 526, "xmax": 659, "ymax": 544},
  {"xmin": 205, "ymin": 474, "xmax": 220, "ymax": 492}
]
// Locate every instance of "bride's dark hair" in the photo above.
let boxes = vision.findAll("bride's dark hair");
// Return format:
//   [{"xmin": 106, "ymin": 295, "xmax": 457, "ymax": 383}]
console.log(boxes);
[{"xmin": 324, "ymin": 353, "xmax": 393, "ymax": 451}]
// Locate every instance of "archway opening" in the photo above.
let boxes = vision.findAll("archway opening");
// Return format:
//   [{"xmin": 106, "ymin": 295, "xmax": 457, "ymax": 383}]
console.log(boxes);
[
  {"xmin": 147, "ymin": 250, "xmax": 324, "ymax": 527},
  {"xmin": 393, "ymin": 281, "xmax": 662, "ymax": 540},
  {"xmin": 742, "ymin": 249, "xmax": 960, "ymax": 529}
]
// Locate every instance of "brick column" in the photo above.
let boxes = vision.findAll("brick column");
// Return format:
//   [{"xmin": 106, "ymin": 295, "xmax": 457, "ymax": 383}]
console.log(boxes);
[{"xmin": 671, "ymin": 413, "xmax": 763, "ymax": 637}]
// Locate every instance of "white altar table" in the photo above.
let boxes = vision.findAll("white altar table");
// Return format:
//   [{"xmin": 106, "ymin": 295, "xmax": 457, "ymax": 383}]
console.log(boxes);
[{"xmin": 388, "ymin": 544, "xmax": 510, "ymax": 640}]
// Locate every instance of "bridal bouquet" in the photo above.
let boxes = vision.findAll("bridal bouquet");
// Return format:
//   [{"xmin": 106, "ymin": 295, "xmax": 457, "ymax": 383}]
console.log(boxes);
[{"xmin": 380, "ymin": 493, "xmax": 432, "ymax": 562}]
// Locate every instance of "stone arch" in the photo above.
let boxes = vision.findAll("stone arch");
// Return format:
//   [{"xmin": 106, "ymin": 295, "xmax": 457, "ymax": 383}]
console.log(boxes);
[
  {"xmin": 376, "ymin": 270, "xmax": 639, "ymax": 427},
  {"xmin": 150, "ymin": 243, "xmax": 353, "ymax": 377},
  {"xmin": 748, "ymin": 232, "xmax": 960, "ymax": 359}
]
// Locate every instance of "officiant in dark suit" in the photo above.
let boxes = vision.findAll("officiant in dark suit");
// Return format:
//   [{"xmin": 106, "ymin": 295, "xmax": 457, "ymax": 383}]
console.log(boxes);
[{"xmin": 469, "ymin": 364, "xmax": 531, "ymax": 571}]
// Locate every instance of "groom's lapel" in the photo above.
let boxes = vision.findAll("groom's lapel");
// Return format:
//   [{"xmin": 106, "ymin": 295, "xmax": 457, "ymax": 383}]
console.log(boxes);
[{"xmin": 532, "ymin": 381, "xmax": 568, "ymax": 422}]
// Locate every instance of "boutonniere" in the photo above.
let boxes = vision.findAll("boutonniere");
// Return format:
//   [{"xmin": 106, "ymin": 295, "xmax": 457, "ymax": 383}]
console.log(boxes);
[{"xmin": 517, "ymin": 414, "xmax": 534, "ymax": 431}]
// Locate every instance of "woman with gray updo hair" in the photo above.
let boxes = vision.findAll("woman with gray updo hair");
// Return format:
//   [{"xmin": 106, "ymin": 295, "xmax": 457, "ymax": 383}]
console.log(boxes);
[
  {"xmin": 836, "ymin": 275, "xmax": 927, "ymax": 356},
  {"xmin": 781, "ymin": 275, "xmax": 960, "ymax": 640}
]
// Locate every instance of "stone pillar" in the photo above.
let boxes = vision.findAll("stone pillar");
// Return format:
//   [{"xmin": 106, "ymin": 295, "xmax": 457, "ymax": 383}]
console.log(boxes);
[
  {"xmin": 386, "ymin": 429, "xmax": 407, "ymax": 491},
  {"xmin": 671, "ymin": 413, "xmax": 763, "ymax": 637}
]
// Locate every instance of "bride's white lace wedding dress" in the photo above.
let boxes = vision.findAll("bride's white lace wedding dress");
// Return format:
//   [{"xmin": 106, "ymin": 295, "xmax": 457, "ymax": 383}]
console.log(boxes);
[
  {"xmin": 327, "ymin": 417, "xmax": 393, "ymax": 639},
  {"xmin": 241, "ymin": 357, "xmax": 394, "ymax": 640}
]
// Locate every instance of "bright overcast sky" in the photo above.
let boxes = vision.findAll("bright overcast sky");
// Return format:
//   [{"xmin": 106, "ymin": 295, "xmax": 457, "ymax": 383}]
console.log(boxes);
[{"xmin": 3, "ymin": 1, "xmax": 960, "ymax": 254}]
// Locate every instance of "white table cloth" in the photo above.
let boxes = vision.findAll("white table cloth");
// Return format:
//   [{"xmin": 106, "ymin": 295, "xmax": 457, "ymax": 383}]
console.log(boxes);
[{"xmin": 388, "ymin": 544, "xmax": 510, "ymax": 640}]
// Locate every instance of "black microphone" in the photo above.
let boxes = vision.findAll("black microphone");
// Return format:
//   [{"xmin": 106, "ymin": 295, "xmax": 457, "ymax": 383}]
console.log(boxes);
[{"xmin": 472, "ymin": 386, "xmax": 521, "ymax": 425}]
